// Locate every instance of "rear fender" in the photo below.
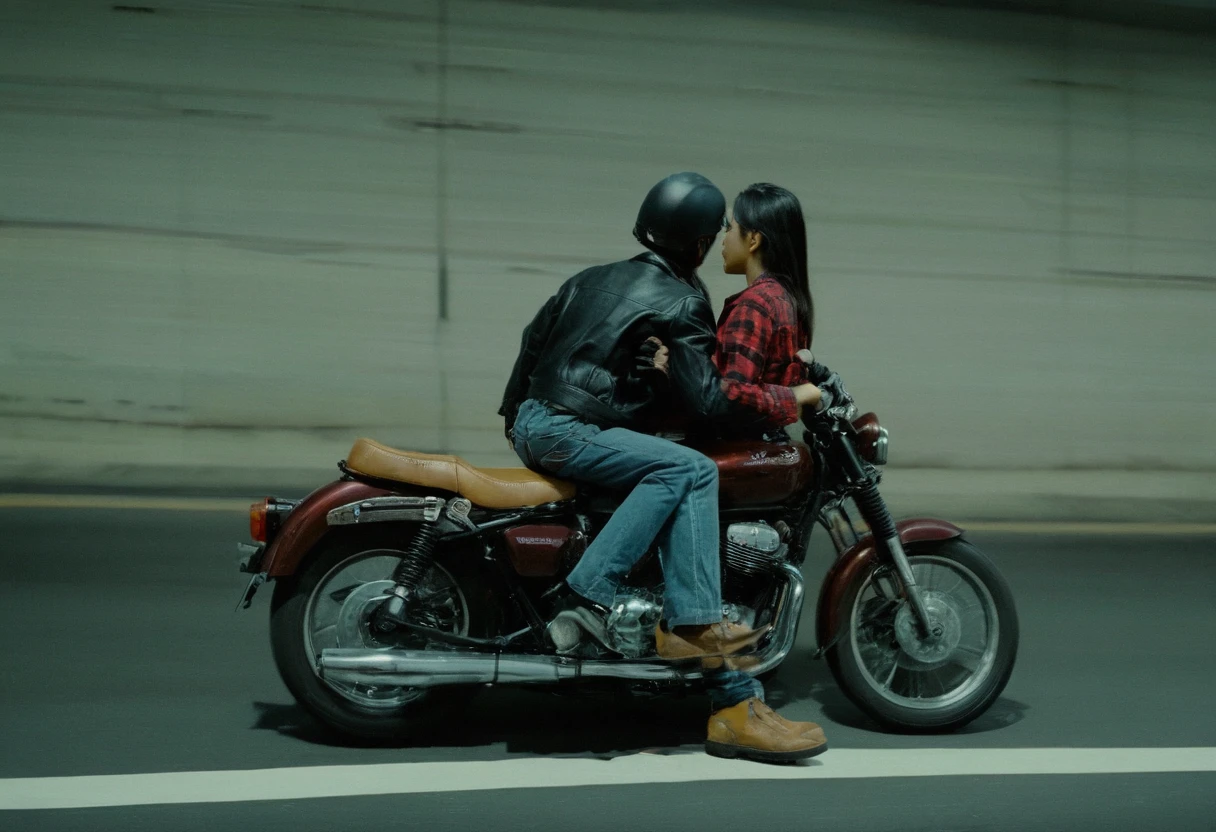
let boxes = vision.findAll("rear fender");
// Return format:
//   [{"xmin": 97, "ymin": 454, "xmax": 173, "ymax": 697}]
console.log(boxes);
[
  {"xmin": 814, "ymin": 518, "xmax": 964, "ymax": 649},
  {"xmin": 260, "ymin": 480, "xmax": 393, "ymax": 578}
]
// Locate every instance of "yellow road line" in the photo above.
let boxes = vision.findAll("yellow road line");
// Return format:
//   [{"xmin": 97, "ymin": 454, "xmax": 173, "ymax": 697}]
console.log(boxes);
[
  {"xmin": 0, "ymin": 494, "xmax": 250, "ymax": 512},
  {"xmin": 0, "ymin": 494, "xmax": 1213, "ymax": 534},
  {"xmin": 963, "ymin": 521, "xmax": 1216, "ymax": 535}
]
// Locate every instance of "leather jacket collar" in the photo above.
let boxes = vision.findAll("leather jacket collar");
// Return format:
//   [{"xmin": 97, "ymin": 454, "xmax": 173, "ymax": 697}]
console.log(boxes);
[{"xmin": 633, "ymin": 250, "xmax": 704, "ymax": 295}]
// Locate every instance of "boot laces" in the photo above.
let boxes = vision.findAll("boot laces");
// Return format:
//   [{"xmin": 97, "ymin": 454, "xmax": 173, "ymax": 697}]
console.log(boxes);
[{"xmin": 750, "ymin": 700, "xmax": 793, "ymax": 733}]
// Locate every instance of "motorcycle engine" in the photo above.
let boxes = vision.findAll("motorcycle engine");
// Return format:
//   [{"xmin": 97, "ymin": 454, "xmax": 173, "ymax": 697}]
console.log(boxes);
[
  {"xmin": 722, "ymin": 522, "xmax": 788, "ymax": 576},
  {"xmin": 604, "ymin": 588, "xmax": 759, "ymax": 658},
  {"xmin": 602, "ymin": 523, "xmax": 786, "ymax": 658},
  {"xmin": 604, "ymin": 588, "xmax": 663, "ymax": 658}
]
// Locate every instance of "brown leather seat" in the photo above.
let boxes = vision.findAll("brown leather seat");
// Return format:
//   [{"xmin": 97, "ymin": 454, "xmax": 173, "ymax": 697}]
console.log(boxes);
[{"xmin": 345, "ymin": 438, "xmax": 576, "ymax": 509}]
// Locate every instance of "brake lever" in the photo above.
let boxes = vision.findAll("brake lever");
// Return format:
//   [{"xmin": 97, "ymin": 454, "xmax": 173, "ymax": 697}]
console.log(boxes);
[
  {"xmin": 801, "ymin": 401, "xmax": 857, "ymax": 425},
  {"xmin": 831, "ymin": 403, "xmax": 859, "ymax": 422},
  {"xmin": 815, "ymin": 401, "xmax": 858, "ymax": 423}
]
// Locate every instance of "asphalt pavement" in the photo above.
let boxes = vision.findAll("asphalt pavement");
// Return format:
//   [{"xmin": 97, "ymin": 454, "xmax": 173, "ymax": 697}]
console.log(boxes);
[{"xmin": 1, "ymin": 503, "xmax": 1214, "ymax": 830}]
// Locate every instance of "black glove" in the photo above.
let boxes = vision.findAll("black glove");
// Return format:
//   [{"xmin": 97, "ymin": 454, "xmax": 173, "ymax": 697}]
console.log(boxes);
[
  {"xmin": 634, "ymin": 336, "xmax": 670, "ymax": 375},
  {"xmin": 634, "ymin": 337, "xmax": 661, "ymax": 371},
  {"xmin": 815, "ymin": 371, "xmax": 851, "ymax": 414},
  {"xmin": 807, "ymin": 360, "xmax": 834, "ymax": 385},
  {"xmin": 794, "ymin": 349, "xmax": 832, "ymax": 384}
]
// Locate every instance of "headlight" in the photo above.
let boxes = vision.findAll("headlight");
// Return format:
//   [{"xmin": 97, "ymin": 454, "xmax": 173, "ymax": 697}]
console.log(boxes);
[{"xmin": 851, "ymin": 413, "xmax": 889, "ymax": 465}]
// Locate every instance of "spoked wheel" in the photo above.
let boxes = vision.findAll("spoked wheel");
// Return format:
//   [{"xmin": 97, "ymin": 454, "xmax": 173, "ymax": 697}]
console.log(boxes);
[
  {"xmin": 825, "ymin": 539, "xmax": 1018, "ymax": 732},
  {"xmin": 270, "ymin": 531, "xmax": 488, "ymax": 742}
]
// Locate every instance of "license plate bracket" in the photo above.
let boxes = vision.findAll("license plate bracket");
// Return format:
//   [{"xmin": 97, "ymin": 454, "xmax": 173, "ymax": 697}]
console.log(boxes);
[{"xmin": 236, "ymin": 572, "xmax": 267, "ymax": 611}]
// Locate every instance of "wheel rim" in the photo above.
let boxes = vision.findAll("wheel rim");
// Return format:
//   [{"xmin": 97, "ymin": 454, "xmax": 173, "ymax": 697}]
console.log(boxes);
[
  {"xmin": 302, "ymin": 549, "xmax": 469, "ymax": 711},
  {"xmin": 849, "ymin": 554, "xmax": 999, "ymax": 710}
]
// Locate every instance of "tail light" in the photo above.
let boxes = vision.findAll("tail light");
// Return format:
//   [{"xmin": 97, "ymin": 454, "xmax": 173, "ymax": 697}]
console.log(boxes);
[
  {"xmin": 249, "ymin": 499, "xmax": 269, "ymax": 542},
  {"xmin": 248, "ymin": 497, "xmax": 299, "ymax": 545},
  {"xmin": 852, "ymin": 413, "xmax": 890, "ymax": 465}
]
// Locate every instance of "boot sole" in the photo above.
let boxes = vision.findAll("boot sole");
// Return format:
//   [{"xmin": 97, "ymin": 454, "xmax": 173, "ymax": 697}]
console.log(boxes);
[
  {"xmin": 656, "ymin": 624, "xmax": 772, "ymax": 661},
  {"xmin": 705, "ymin": 739, "xmax": 829, "ymax": 764}
]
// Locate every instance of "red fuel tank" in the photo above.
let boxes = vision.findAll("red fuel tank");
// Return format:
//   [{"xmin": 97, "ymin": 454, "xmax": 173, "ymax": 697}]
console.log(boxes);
[{"xmin": 693, "ymin": 439, "xmax": 814, "ymax": 508}]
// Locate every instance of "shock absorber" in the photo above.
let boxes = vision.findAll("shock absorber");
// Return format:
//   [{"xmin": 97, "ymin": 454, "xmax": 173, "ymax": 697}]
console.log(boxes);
[
  {"xmin": 375, "ymin": 521, "xmax": 441, "ymax": 631},
  {"xmin": 854, "ymin": 481, "xmax": 936, "ymax": 637},
  {"xmin": 853, "ymin": 483, "xmax": 897, "ymax": 542}
]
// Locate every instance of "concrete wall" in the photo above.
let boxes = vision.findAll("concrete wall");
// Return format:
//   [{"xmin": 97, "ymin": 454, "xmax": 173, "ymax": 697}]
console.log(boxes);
[{"xmin": 2, "ymin": 0, "xmax": 1214, "ymax": 517}]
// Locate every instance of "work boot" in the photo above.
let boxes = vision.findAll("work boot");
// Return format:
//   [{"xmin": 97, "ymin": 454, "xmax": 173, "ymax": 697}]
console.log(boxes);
[
  {"xmin": 655, "ymin": 619, "xmax": 770, "ymax": 661},
  {"xmin": 705, "ymin": 698, "xmax": 828, "ymax": 764},
  {"xmin": 547, "ymin": 584, "xmax": 614, "ymax": 654},
  {"xmin": 758, "ymin": 700, "xmax": 824, "ymax": 741}
]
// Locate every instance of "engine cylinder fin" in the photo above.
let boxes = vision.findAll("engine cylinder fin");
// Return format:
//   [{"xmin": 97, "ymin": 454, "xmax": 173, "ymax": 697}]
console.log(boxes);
[{"xmin": 722, "ymin": 522, "xmax": 787, "ymax": 576}]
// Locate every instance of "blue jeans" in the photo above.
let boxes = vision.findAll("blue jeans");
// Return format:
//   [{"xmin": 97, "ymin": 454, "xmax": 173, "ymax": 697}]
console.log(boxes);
[
  {"xmin": 512, "ymin": 398, "xmax": 761, "ymax": 709},
  {"xmin": 708, "ymin": 668, "xmax": 765, "ymax": 711}
]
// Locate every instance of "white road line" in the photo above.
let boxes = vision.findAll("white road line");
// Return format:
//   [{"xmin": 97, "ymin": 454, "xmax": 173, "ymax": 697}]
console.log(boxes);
[{"xmin": 2, "ymin": 748, "xmax": 1214, "ymax": 810}]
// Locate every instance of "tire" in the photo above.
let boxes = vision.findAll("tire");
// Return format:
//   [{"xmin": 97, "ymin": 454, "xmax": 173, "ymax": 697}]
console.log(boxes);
[
  {"xmin": 269, "ymin": 528, "xmax": 491, "ymax": 743},
  {"xmin": 825, "ymin": 538, "xmax": 1018, "ymax": 732}
]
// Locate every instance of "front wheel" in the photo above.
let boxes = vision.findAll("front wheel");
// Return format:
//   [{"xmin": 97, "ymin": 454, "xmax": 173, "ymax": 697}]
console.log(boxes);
[{"xmin": 825, "ymin": 538, "xmax": 1018, "ymax": 732}]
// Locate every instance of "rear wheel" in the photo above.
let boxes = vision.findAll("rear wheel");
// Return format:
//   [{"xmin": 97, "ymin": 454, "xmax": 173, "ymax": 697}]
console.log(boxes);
[
  {"xmin": 825, "ymin": 539, "xmax": 1018, "ymax": 732},
  {"xmin": 270, "ymin": 529, "xmax": 489, "ymax": 742}
]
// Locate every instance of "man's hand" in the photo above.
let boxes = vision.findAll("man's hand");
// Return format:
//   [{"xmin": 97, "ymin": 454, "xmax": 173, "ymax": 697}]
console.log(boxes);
[{"xmin": 636, "ymin": 336, "xmax": 670, "ymax": 375}]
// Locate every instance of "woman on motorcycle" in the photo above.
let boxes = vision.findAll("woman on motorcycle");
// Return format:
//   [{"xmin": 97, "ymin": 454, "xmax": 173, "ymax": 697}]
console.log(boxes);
[
  {"xmin": 646, "ymin": 183, "xmax": 839, "ymax": 755},
  {"xmin": 652, "ymin": 182, "xmax": 837, "ymax": 436},
  {"xmin": 716, "ymin": 182, "xmax": 823, "ymax": 430}
]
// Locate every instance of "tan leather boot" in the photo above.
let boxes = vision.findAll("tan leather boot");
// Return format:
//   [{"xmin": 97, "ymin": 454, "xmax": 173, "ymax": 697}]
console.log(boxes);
[
  {"xmin": 752, "ymin": 699, "xmax": 824, "ymax": 741},
  {"xmin": 655, "ymin": 619, "xmax": 770, "ymax": 661},
  {"xmin": 705, "ymin": 698, "xmax": 828, "ymax": 763}
]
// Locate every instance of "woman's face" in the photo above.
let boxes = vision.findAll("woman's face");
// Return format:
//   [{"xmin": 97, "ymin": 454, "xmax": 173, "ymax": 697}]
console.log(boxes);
[{"xmin": 721, "ymin": 217, "xmax": 754, "ymax": 275}]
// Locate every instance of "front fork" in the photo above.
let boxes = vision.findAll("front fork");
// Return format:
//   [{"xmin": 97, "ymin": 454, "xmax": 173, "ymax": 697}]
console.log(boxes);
[{"xmin": 829, "ymin": 437, "xmax": 937, "ymax": 639}]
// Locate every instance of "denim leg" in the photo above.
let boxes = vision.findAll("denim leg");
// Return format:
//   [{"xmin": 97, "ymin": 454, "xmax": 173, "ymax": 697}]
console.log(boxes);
[
  {"xmin": 651, "ymin": 451, "xmax": 722, "ymax": 627},
  {"xmin": 563, "ymin": 431, "xmax": 720, "ymax": 622},
  {"xmin": 706, "ymin": 670, "xmax": 765, "ymax": 711},
  {"xmin": 511, "ymin": 400, "xmax": 720, "ymax": 621},
  {"xmin": 511, "ymin": 399, "xmax": 587, "ymax": 471}
]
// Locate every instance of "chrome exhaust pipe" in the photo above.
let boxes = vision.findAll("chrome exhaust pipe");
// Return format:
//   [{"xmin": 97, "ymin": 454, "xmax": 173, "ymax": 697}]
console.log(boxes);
[
  {"xmin": 319, "ymin": 562, "xmax": 804, "ymax": 689},
  {"xmin": 320, "ymin": 650, "xmax": 691, "ymax": 688}
]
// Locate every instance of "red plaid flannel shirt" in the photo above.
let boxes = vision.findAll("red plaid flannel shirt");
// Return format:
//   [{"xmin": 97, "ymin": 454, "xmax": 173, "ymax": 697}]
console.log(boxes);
[{"xmin": 713, "ymin": 275, "xmax": 809, "ymax": 427}]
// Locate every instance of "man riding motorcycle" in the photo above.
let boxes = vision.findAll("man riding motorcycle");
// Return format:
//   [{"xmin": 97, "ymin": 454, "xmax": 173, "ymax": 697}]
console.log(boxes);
[{"xmin": 500, "ymin": 172, "xmax": 829, "ymax": 763}]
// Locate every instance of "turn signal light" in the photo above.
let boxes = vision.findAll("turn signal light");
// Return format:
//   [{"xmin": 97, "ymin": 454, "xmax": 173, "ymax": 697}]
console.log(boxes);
[{"xmin": 249, "ymin": 499, "xmax": 269, "ymax": 542}]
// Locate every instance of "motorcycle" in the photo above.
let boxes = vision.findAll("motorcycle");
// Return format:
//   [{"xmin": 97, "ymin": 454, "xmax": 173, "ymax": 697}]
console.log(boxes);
[{"xmin": 236, "ymin": 379, "xmax": 1018, "ymax": 740}]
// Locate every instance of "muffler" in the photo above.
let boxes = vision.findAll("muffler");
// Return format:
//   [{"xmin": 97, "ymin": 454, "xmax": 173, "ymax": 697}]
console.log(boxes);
[
  {"xmin": 319, "ymin": 649, "xmax": 691, "ymax": 687},
  {"xmin": 318, "ymin": 562, "xmax": 804, "ymax": 689}
]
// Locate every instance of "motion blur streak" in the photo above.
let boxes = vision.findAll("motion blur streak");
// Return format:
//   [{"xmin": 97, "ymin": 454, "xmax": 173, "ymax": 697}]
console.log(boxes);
[{"xmin": 0, "ymin": 0, "xmax": 1213, "ymax": 521}]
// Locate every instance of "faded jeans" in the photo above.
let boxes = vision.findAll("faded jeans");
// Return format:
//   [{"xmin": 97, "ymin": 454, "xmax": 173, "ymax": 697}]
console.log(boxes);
[{"xmin": 512, "ymin": 398, "xmax": 763, "ymax": 709}]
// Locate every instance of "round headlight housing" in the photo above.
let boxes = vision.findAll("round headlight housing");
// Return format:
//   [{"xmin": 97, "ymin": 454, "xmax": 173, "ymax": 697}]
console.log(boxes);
[{"xmin": 851, "ymin": 413, "xmax": 889, "ymax": 465}]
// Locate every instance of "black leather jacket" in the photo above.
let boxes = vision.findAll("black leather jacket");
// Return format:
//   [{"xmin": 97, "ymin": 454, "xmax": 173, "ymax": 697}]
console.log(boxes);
[{"xmin": 500, "ymin": 251, "xmax": 765, "ymax": 436}]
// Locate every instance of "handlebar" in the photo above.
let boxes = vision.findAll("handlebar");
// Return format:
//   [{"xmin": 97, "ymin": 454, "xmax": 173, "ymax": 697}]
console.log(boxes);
[{"xmin": 794, "ymin": 350, "xmax": 857, "ymax": 423}]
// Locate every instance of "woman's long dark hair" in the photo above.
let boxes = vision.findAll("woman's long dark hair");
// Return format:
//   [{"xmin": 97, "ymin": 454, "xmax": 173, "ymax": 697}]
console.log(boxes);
[{"xmin": 732, "ymin": 183, "xmax": 814, "ymax": 347}]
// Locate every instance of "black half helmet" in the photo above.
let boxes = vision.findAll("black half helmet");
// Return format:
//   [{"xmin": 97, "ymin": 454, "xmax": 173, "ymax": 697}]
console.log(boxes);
[{"xmin": 633, "ymin": 172, "xmax": 728, "ymax": 252}]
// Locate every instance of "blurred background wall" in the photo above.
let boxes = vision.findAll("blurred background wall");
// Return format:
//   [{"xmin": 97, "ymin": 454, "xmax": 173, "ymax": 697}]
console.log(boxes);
[{"xmin": 2, "ymin": 0, "xmax": 1214, "ymax": 518}]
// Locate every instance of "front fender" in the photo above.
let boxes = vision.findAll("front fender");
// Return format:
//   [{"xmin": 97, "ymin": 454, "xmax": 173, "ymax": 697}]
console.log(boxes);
[
  {"xmin": 261, "ymin": 480, "xmax": 391, "ymax": 578},
  {"xmin": 814, "ymin": 517, "xmax": 964, "ymax": 649}
]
